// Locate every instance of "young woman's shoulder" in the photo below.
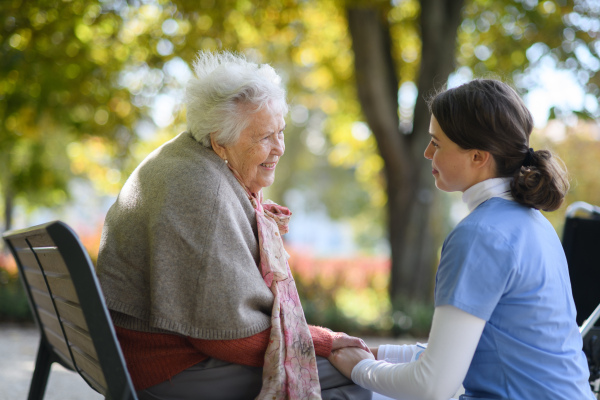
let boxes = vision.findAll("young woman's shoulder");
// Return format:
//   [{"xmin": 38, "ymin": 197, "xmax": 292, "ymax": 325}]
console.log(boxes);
[
  {"xmin": 448, "ymin": 199, "xmax": 539, "ymax": 248},
  {"xmin": 460, "ymin": 198, "xmax": 532, "ymax": 228}
]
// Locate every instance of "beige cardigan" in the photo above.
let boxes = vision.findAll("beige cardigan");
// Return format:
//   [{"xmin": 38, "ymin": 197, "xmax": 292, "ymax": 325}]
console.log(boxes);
[{"xmin": 97, "ymin": 131, "xmax": 273, "ymax": 339}]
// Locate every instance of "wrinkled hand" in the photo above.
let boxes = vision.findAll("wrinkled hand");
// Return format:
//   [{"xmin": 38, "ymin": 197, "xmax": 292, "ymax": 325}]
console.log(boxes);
[
  {"xmin": 331, "ymin": 332, "xmax": 370, "ymax": 353},
  {"xmin": 328, "ymin": 346, "xmax": 375, "ymax": 379}
]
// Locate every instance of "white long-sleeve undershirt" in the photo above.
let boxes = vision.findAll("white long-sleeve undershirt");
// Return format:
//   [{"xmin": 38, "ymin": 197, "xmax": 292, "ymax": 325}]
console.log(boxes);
[{"xmin": 351, "ymin": 305, "xmax": 486, "ymax": 400}]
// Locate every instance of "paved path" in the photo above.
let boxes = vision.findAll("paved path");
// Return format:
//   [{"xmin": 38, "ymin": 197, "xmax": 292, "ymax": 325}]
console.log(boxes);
[{"xmin": 0, "ymin": 323, "xmax": 433, "ymax": 400}]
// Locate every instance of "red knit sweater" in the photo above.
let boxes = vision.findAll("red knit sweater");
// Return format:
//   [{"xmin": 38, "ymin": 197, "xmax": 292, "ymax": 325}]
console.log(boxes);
[{"xmin": 115, "ymin": 325, "xmax": 335, "ymax": 391}]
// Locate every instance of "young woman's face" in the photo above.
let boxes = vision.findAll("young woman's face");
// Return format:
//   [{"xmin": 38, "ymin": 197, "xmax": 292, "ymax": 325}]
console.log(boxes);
[
  {"xmin": 424, "ymin": 115, "xmax": 479, "ymax": 193},
  {"xmin": 218, "ymin": 106, "xmax": 286, "ymax": 194}
]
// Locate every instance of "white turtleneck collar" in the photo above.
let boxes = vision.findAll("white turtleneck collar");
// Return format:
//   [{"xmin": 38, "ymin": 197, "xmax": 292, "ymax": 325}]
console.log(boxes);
[{"xmin": 462, "ymin": 177, "xmax": 514, "ymax": 213}]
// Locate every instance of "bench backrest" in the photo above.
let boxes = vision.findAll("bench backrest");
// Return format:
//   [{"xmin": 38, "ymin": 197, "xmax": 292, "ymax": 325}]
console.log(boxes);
[{"xmin": 2, "ymin": 220, "xmax": 137, "ymax": 400}]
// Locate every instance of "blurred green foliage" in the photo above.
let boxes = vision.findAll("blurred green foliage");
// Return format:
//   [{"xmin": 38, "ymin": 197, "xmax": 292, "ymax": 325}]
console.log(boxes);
[
  {"xmin": 0, "ymin": 268, "xmax": 32, "ymax": 323},
  {"xmin": 3, "ymin": 0, "xmax": 598, "ymax": 235}
]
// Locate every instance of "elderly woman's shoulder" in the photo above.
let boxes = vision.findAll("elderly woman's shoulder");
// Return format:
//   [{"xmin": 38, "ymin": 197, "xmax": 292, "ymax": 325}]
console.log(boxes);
[
  {"xmin": 114, "ymin": 131, "xmax": 234, "ymax": 208},
  {"xmin": 138, "ymin": 131, "xmax": 224, "ymax": 177},
  {"xmin": 108, "ymin": 130, "xmax": 252, "ymax": 229}
]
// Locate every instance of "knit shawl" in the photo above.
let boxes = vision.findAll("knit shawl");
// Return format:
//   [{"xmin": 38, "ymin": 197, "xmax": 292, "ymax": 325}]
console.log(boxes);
[{"xmin": 96, "ymin": 131, "xmax": 274, "ymax": 339}]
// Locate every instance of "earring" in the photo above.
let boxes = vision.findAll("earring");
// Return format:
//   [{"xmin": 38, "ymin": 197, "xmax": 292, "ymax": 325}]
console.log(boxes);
[{"xmin": 224, "ymin": 159, "xmax": 228, "ymax": 164}]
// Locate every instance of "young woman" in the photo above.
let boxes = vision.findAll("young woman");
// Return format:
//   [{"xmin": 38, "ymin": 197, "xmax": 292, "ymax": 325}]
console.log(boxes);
[{"xmin": 329, "ymin": 79, "xmax": 595, "ymax": 400}]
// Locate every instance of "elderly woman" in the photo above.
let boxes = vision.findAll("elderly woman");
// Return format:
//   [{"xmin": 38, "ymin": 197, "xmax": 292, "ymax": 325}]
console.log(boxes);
[{"xmin": 96, "ymin": 51, "xmax": 372, "ymax": 400}]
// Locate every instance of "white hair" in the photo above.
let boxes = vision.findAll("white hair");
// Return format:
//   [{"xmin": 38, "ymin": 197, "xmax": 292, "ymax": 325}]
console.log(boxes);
[{"xmin": 185, "ymin": 50, "xmax": 288, "ymax": 148}]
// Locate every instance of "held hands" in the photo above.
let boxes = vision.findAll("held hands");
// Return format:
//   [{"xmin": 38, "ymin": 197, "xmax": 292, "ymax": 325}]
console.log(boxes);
[
  {"xmin": 331, "ymin": 332, "xmax": 370, "ymax": 352},
  {"xmin": 328, "ymin": 333, "xmax": 375, "ymax": 379}
]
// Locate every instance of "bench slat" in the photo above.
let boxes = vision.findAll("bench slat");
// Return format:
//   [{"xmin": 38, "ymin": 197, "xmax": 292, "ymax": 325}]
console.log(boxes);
[
  {"xmin": 10, "ymin": 245, "xmax": 42, "ymax": 271},
  {"xmin": 63, "ymin": 321, "xmax": 98, "ymax": 361},
  {"xmin": 30, "ymin": 287, "xmax": 56, "ymax": 315},
  {"xmin": 72, "ymin": 346, "xmax": 108, "ymax": 392},
  {"xmin": 54, "ymin": 298, "xmax": 88, "ymax": 331},
  {"xmin": 23, "ymin": 269, "xmax": 78, "ymax": 304},
  {"xmin": 37, "ymin": 302, "xmax": 60, "ymax": 328},
  {"xmin": 46, "ymin": 275, "xmax": 78, "ymax": 303},
  {"xmin": 26, "ymin": 232, "xmax": 57, "ymax": 248},
  {"xmin": 10, "ymin": 237, "xmax": 71, "ymax": 276},
  {"xmin": 42, "ymin": 324, "xmax": 75, "ymax": 369},
  {"xmin": 37, "ymin": 302, "xmax": 99, "ymax": 363},
  {"xmin": 31, "ymin": 289, "xmax": 89, "ymax": 331},
  {"xmin": 22, "ymin": 270, "xmax": 51, "ymax": 294},
  {"xmin": 80, "ymin": 367, "xmax": 108, "ymax": 397},
  {"xmin": 31, "ymin": 247, "xmax": 70, "ymax": 275}
]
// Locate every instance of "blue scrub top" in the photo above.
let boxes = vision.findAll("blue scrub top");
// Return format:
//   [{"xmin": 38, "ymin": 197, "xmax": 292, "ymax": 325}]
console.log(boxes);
[{"xmin": 435, "ymin": 198, "xmax": 594, "ymax": 400}]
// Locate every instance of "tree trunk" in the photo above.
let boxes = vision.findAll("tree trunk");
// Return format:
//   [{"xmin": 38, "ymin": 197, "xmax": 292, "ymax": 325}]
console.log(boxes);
[
  {"xmin": 347, "ymin": 0, "xmax": 464, "ymax": 306},
  {"xmin": 347, "ymin": 7, "xmax": 414, "ymax": 304},
  {"xmin": 396, "ymin": 0, "xmax": 465, "ymax": 303}
]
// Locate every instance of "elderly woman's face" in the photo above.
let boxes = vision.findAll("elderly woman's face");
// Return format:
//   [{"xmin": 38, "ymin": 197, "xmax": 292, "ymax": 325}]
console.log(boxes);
[{"xmin": 216, "ymin": 107, "xmax": 285, "ymax": 194}]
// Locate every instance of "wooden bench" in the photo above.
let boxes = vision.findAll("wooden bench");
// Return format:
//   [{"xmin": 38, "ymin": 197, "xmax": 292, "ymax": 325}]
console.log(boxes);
[{"xmin": 2, "ymin": 221, "xmax": 137, "ymax": 400}]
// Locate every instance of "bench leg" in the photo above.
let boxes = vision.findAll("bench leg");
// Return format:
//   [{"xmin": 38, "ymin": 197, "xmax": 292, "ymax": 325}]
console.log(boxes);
[{"xmin": 28, "ymin": 338, "xmax": 53, "ymax": 400}]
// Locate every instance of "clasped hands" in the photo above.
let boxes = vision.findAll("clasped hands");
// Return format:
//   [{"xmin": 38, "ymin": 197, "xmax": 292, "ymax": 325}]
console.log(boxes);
[{"xmin": 328, "ymin": 333, "xmax": 376, "ymax": 379}]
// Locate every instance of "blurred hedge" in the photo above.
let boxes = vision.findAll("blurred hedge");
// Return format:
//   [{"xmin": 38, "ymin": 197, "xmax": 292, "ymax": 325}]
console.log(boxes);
[
  {"xmin": 0, "ymin": 267, "xmax": 32, "ymax": 323},
  {"xmin": 289, "ymin": 247, "xmax": 433, "ymax": 338}
]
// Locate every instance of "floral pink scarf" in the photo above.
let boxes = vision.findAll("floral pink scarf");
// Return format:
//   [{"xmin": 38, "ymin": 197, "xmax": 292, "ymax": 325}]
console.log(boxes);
[{"xmin": 228, "ymin": 166, "xmax": 321, "ymax": 400}]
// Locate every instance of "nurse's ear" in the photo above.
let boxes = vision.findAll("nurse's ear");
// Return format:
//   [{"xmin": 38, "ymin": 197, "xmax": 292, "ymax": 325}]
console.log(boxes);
[{"xmin": 471, "ymin": 149, "xmax": 496, "ymax": 172}]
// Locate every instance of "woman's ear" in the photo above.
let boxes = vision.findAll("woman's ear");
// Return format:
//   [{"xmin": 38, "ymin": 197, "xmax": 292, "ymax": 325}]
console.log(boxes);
[
  {"xmin": 472, "ymin": 149, "xmax": 493, "ymax": 168},
  {"xmin": 210, "ymin": 133, "xmax": 227, "ymax": 161},
  {"xmin": 472, "ymin": 150, "xmax": 497, "ymax": 179}
]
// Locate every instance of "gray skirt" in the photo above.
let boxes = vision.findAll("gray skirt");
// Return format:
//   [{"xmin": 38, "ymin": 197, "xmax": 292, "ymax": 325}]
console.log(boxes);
[{"xmin": 138, "ymin": 356, "xmax": 372, "ymax": 400}]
